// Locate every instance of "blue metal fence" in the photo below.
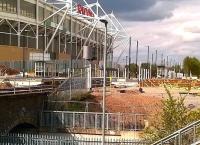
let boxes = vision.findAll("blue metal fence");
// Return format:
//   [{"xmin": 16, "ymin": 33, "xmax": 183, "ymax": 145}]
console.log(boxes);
[{"xmin": 0, "ymin": 133, "xmax": 148, "ymax": 145}]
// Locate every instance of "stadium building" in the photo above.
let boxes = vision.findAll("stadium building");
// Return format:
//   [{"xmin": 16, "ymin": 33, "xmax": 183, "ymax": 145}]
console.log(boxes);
[{"xmin": 0, "ymin": 0, "xmax": 128, "ymax": 77}]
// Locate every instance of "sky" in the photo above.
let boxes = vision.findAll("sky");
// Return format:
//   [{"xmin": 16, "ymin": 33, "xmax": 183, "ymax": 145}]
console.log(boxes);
[{"xmin": 97, "ymin": 0, "xmax": 200, "ymax": 64}]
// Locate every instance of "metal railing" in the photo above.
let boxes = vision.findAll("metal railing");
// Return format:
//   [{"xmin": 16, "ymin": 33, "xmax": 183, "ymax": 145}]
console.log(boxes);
[
  {"xmin": 44, "ymin": 100, "xmax": 102, "ymax": 112},
  {"xmin": 41, "ymin": 111, "xmax": 147, "ymax": 132},
  {"xmin": 0, "ymin": 77, "xmax": 55, "ymax": 96},
  {"xmin": 152, "ymin": 120, "xmax": 200, "ymax": 145},
  {"xmin": 0, "ymin": 133, "xmax": 148, "ymax": 145}
]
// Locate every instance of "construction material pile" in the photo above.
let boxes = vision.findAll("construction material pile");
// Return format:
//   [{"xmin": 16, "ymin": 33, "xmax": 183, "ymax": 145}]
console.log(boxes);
[
  {"xmin": 0, "ymin": 82, "xmax": 13, "ymax": 89},
  {"xmin": 140, "ymin": 79, "xmax": 200, "ymax": 88},
  {"xmin": 0, "ymin": 65, "xmax": 20, "ymax": 76}
]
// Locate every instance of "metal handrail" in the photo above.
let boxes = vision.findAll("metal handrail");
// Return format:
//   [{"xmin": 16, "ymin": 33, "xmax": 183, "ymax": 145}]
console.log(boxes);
[{"xmin": 152, "ymin": 120, "xmax": 200, "ymax": 145}]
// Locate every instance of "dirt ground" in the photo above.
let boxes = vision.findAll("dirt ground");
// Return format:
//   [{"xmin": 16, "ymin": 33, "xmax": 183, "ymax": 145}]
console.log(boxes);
[
  {"xmin": 92, "ymin": 87, "xmax": 162, "ymax": 115},
  {"xmin": 141, "ymin": 86, "xmax": 200, "ymax": 108},
  {"xmin": 92, "ymin": 86, "xmax": 200, "ymax": 114}
]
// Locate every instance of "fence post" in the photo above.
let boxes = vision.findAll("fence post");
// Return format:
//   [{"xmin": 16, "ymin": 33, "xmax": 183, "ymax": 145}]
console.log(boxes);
[
  {"xmin": 134, "ymin": 114, "xmax": 137, "ymax": 138},
  {"xmin": 29, "ymin": 79, "xmax": 31, "ymax": 92},
  {"xmin": 14, "ymin": 79, "xmax": 16, "ymax": 94},
  {"xmin": 68, "ymin": 68, "xmax": 70, "ymax": 78},
  {"xmin": 118, "ymin": 112, "xmax": 120, "ymax": 131},
  {"xmin": 95, "ymin": 113, "xmax": 97, "ymax": 130},
  {"xmin": 73, "ymin": 112, "xmax": 75, "ymax": 128},
  {"xmin": 178, "ymin": 131, "xmax": 181, "ymax": 145},
  {"xmin": 106, "ymin": 113, "xmax": 109, "ymax": 130},
  {"xmin": 84, "ymin": 112, "xmax": 86, "ymax": 129},
  {"xmin": 51, "ymin": 112, "xmax": 53, "ymax": 132},
  {"xmin": 193, "ymin": 125, "xmax": 196, "ymax": 143},
  {"xmin": 62, "ymin": 112, "xmax": 64, "ymax": 128}
]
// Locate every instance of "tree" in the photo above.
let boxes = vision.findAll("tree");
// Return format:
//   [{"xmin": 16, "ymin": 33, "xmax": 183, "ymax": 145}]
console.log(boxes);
[
  {"xmin": 151, "ymin": 64, "xmax": 157, "ymax": 78},
  {"xmin": 161, "ymin": 86, "xmax": 188, "ymax": 134},
  {"xmin": 183, "ymin": 56, "xmax": 191, "ymax": 76},
  {"xmin": 183, "ymin": 56, "xmax": 200, "ymax": 77},
  {"xmin": 129, "ymin": 63, "xmax": 137, "ymax": 78},
  {"xmin": 143, "ymin": 85, "xmax": 188, "ymax": 142},
  {"xmin": 171, "ymin": 64, "xmax": 183, "ymax": 73}
]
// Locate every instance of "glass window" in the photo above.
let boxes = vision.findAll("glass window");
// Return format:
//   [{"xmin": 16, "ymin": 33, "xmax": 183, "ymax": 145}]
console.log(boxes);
[
  {"xmin": 39, "ymin": 6, "xmax": 44, "ymax": 21},
  {"xmin": 45, "ymin": 10, "xmax": 53, "ymax": 27},
  {"xmin": 63, "ymin": 18, "xmax": 70, "ymax": 32},
  {"xmin": 0, "ymin": 0, "xmax": 2, "ymax": 11},
  {"xmin": 20, "ymin": 0, "xmax": 36, "ymax": 19},
  {"xmin": 2, "ymin": 1, "xmax": 7, "ymax": 11},
  {"xmin": 1, "ymin": 0, "xmax": 16, "ymax": 13}
]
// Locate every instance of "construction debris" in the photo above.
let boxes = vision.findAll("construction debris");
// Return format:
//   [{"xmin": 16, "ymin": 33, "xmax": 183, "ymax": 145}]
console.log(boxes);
[
  {"xmin": 0, "ymin": 82, "xmax": 13, "ymax": 89},
  {"xmin": 0, "ymin": 65, "xmax": 20, "ymax": 76}
]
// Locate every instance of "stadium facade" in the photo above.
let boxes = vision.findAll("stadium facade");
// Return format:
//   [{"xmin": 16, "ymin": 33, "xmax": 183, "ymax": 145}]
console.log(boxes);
[{"xmin": 0, "ymin": 0, "xmax": 128, "ymax": 77}]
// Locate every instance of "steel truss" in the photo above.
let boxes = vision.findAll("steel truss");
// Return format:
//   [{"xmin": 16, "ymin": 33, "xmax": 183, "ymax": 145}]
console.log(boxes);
[
  {"xmin": 43, "ymin": 0, "xmax": 129, "ymax": 65},
  {"xmin": 0, "ymin": 0, "xmax": 129, "ymax": 67}
]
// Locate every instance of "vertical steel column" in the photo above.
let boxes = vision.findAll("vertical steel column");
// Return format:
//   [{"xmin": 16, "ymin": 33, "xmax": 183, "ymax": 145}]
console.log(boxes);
[
  {"xmin": 76, "ymin": 36, "xmax": 78, "ymax": 56},
  {"xmin": 100, "ymin": 40, "xmax": 102, "ymax": 60},
  {"xmin": 59, "ymin": 32, "xmax": 61, "ymax": 53},
  {"xmin": 64, "ymin": 34, "xmax": 67, "ymax": 53},
  {"xmin": 97, "ymin": 30, "xmax": 99, "ymax": 61},
  {"xmin": 17, "ymin": 0, "xmax": 20, "ymax": 48},
  {"xmin": 36, "ymin": 0, "xmax": 39, "ymax": 50}
]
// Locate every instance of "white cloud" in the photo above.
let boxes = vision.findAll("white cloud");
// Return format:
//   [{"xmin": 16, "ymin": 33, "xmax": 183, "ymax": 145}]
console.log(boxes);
[{"xmin": 114, "ymin": 0, "xmax": 200, "ymax": 63}]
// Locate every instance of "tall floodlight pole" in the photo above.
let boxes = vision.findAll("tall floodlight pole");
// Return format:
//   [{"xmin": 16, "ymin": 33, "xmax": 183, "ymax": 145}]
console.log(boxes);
[
  {"xmin": 155, "ymin": 49, "xmax": 158, "ymax": 65},
  {"xmin": 152, "ymin": 53, "xmax": 154, "ymax": 65},
  {"xmin": 161, "ymin": 53, "xmax": 164, "ymax": 65},
  {"xmin": 128, "ymin": 37, "xmax": 131, "ymax": 79},
  {"xmin": 136, "ymin": 40, "xmax": 139, "ymax": 79},
  {"xmin": 147, "ymin": 46, "xmax": 150, "ymax": 66},
  {"xmin": 100, "ymin": 19, "xmax": 108, "ymax": 145}
]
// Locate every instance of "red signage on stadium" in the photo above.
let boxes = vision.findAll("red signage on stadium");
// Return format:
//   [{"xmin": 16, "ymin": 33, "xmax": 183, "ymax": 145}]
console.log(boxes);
[{"xmin": 77, "ymin": 4, "xmax": 94, "ymax": 17}]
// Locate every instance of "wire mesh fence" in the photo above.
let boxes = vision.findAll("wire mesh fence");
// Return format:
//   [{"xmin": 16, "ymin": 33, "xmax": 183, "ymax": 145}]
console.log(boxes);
[{"xmin": 0, "ymin": 133, "xmax": 149, "ymax": 145}]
